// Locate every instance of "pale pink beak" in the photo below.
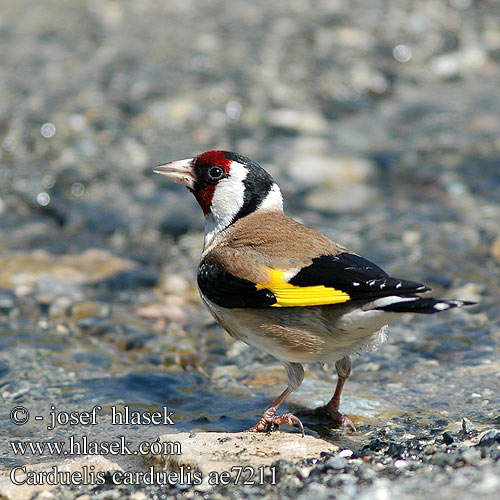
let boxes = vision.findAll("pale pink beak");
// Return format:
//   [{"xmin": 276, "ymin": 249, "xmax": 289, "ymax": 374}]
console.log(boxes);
[{"xmin": 154, "ymin": 158, "xmax": 195, "ymax": 189}]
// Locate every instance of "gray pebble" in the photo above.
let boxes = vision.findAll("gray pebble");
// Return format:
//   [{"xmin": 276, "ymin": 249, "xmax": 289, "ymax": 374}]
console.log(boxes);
[
  {"xmin": 325, "ymin": 455, "xmax": 348, "ymax": 470},
  {"xmin": 479, "ymin": 429, "xmax": 500, "ymax": 446}
]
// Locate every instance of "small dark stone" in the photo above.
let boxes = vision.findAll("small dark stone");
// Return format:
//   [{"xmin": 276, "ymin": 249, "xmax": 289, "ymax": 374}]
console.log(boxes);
[
  {"xmin": 442, "ymin": 432, "xmax": 455, "ymax": 445},
  {"xmin": 387, "ymin": 442, "xmax": 406, "ymax": 459},
  {"xmin": 102, "ymin": 470, "xmax": 116, "ymax": 485},
  {"xmin": 364, "ymin": 438, "xmax": 388, "ymax": 452},
  {"xmin": 124, "ymin": 334, "xmax": 154, "ymax": 350}
]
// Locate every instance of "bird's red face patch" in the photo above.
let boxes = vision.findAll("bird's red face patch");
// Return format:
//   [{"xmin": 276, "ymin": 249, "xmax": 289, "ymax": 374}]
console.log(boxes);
[
  {"xmin": 193, "ymin": 150, "xmax": 232, "ymax": 215},
  {"xmin": 195, "ymin": 185, "xmax": 216, "ymax": 215},
  {"xmin": 196, "ymin": 150, "xmax": 232, "ymax": 172}
]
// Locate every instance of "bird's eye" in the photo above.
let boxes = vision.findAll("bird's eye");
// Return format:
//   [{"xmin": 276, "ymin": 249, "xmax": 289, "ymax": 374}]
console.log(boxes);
[{"xmin": 208, "ymin": 166, "xmax": 224, "ymax": 180}]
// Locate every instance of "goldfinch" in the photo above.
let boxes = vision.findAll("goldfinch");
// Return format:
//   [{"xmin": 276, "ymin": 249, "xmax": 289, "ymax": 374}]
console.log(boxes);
[{"xmin": 154, "ymin": 150, "xmax": 474, "ymax": 434}]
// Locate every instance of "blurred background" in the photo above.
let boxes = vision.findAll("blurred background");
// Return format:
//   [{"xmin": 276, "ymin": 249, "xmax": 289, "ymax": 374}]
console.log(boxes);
[{"xmin": 1, "ymin": 0, "xmax": 499, "ymax": 468}]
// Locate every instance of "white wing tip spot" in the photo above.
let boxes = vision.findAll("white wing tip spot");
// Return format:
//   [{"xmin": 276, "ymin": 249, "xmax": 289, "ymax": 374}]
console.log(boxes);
[{"xmin": 434, "ymin": 302, "xmax": 450, "ymax": 311}]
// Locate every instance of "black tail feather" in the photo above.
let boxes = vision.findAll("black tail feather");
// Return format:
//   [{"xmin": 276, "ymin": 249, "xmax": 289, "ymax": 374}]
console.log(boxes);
[{"xmin": 374, "ymin": 297, "xmax": 476, "ymax": 314}]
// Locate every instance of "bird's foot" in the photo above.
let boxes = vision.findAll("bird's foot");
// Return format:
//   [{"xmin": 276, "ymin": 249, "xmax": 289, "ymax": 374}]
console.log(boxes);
[
  {"xmin": 248, "ymin": 407, "xmax": 304, "ymax": 436},
  {"xmin": 314, "ymin": 405, "xmax": 356, "ymax": 431}
]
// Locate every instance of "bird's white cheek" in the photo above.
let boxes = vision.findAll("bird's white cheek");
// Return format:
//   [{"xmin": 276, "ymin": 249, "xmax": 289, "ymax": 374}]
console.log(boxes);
[
  {"xmin": 211, "ymin": 183, "xmax": 244, "ymax": 220},
  {"xmin": 204, "ymin": 164, "xmax": 248, "ymax": 244}
]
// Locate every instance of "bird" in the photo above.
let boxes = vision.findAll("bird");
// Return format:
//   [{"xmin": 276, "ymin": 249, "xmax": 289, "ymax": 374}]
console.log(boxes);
[{"xmin": 154, "ymin": 149, "xmax": 474, "ymax": 434}]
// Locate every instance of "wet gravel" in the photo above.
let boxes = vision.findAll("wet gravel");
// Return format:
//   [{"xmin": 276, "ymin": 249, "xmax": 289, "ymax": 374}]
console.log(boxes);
[
  {"xmin": 26, "ymin": 422, "xmax": 500, "ymax": 500},
  {"xmin": 1, "ymin": 0, "xmax": 500, "ymax": 498}
]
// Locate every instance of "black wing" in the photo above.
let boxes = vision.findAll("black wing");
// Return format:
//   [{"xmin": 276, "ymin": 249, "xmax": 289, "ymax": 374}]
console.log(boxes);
[
  {"xmin": 288, "ymin": 253, "xmax": 430, "ymax": 301},
  {"xmin": 198, "ymin": 252, "xmax": 429, "ymax": 309},
  {"xmin": 198, "ymin": 259, "xmax": 277, "ymax": 308}
]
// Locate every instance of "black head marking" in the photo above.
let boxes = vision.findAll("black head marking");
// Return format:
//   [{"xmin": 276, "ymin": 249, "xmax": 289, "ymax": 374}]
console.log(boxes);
[{"xmin": 222, "ymin": 152, "xmax": 275, "ymax": 224}]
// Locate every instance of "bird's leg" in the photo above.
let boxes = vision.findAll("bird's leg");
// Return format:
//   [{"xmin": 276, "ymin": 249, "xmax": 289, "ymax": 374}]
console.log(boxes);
[
  {"xmin": 324, "ymin": 375, "xmax": 356, "ymax": 430},
  {"xmin": 248, "ymin": 386, "xmax": 304, "ymax": 435},
  {"xmin": 322, "ymin": 357, "xmax": 356, "ymax": 430},
  {"xmin": 248, "ymin": 362, "xmax": 304, "ymax": 435}
]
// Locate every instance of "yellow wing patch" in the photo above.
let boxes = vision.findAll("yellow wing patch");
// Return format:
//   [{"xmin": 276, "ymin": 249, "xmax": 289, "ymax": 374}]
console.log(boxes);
[{"xmin": 255, "ymin": 268, "xmax": 350, "ymax": 307}]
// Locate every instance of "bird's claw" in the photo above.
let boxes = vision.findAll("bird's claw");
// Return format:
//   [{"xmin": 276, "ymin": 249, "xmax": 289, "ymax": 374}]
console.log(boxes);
[
  {"xmin": 314, "ymin": 405, "xmax": 356, "ymax": 431},
  {"xmin": 248, "ymin": 407, "xmax": 304, "ymax": 436},
  {"xmin": 328, "ymin": 408, "xmax": 356, "ymax": 431}
]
